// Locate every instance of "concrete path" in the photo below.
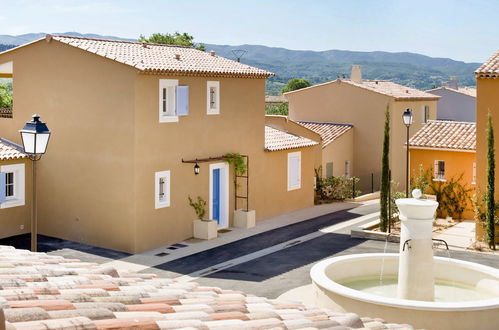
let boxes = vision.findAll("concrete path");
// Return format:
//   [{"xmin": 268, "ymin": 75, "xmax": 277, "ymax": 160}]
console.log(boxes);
[{"xmin": 434, "ymin": 220, "xmax": 476, "ymax": 251}]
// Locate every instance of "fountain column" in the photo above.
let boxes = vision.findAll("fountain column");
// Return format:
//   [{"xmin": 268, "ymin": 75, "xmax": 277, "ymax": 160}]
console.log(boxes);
[{"xmin": 395, "ymin": 189, "xmax": 438, "ymax": 301}]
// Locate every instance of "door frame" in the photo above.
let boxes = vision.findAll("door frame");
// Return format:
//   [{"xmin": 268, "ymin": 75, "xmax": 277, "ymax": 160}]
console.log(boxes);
[{"xmin": 209, "ymin": 162, "xmax": 229, "ymax": 229}]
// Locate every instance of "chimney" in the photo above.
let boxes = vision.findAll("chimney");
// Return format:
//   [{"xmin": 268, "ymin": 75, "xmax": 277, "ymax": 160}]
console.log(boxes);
[
  {"xmin": 175, "ymin": 54, "xmax": 181, "ymax": 60},
  {"xmin": 210, "ymin": 50, "xmax": 216, "ymax": 56},
  {"xmin": 448, "ymin": 76, "xmax": 458, "ymax": 90},
  {"xmin": 351, "ymin": 65, "xmax": 362, "ymax": 83}
]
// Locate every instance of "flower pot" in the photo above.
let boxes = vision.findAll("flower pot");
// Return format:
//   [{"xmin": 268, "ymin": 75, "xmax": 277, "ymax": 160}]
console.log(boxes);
[
  {"xmin": 234, "ymin": 209, "xmax": 256, "ymax": 229},
  {"xmin": 193, "ymin": 219, "xmax": 217, "ymax": 240}
]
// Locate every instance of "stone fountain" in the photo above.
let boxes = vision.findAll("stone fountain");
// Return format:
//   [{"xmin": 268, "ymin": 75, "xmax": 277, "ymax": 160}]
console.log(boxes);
[{"xmin": 310, "ymin": 190, "xmax": 499, "ymax": 330}]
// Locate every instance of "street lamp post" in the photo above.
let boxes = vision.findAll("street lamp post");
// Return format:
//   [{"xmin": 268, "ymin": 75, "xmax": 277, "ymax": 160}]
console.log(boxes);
[
  {"xmin": 402, "ymin": 109, "xmax": 413, "ymax": 198},
  {"xmin": 19, "ymin": 114, "xmax": 51, "ymax": 252}
]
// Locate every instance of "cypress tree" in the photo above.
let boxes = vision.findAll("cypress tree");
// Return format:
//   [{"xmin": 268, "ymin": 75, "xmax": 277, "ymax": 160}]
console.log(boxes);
[
  {"xmin": 486, "ymin": 112, "xmax": 496, "ymax": 250},
  {"xmin": 380, "ymin": 106, "xmax": 390, "ymax": 232}
]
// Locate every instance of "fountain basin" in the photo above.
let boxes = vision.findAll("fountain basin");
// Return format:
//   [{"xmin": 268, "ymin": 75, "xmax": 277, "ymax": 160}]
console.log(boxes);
[{"xmin": 311, "ymin": 253, "xmax": 499, "ymax": 330}]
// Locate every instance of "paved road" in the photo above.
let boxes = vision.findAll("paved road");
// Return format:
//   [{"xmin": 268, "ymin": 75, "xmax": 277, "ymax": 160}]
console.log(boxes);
[{"xmin": 140, "ymin": 203, "xmax": 499, "ymax": 299}]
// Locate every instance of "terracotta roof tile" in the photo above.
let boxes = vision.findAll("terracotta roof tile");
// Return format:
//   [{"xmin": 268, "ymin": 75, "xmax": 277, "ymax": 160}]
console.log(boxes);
[
  {"xmin": 50, "ymin": 35, "xmax": 274, "ymax": 78},
  {"xmin": 296, "ymin": 121, "xmax": 352, "ymax": 148},
  {"xmin": 426, "ymin": 86, "xmax": 476, "ymax": 97},
  {"xmin": 0, "ymin": 138, "xmax": 27, "ymax": 161},
  {"xmin": 285, "ymin": 79, "xmax": 439, "ymax": 101},
  {"xmin": 265, "ymin": 126, "xmax": 319, "ymax": 151},
  {"xmin": 0, "ymin": 246, "xmax": 413, "ymax": 330},
  {"xmin": 344, "ymin": 80, "xmax": 440, "ymax": 100},
  {"xmin": 475, "ymin": 50, "xmax": 499, "ymax": 78},
  {"xmin": 265, "ymin": 95, "xmax": 288, "ymax": 103},
  {"xmin": 409, "ymin": 120, "xmax": 476, "ymax": 151}
]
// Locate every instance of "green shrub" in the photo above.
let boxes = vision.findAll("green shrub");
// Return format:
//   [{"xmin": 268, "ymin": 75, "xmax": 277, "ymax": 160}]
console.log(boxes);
[{"xmin": 314, "ymin": 167, "xmax": 360, "ymax": 202}]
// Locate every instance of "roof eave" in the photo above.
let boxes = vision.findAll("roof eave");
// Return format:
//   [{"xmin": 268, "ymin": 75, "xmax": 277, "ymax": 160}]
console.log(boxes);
[{"xmin": 408, "ymin": 146, "xmax": 476, "ymax": 153}]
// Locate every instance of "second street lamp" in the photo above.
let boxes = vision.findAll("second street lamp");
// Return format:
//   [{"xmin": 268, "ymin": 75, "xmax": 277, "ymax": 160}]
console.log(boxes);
[
  {"xmin": 19, "ymin": 114, "xmax": 51, "ymax": 252},
  {"xmin": 402, "ymin": 109, "xmax": 413, "ymax": 198}
]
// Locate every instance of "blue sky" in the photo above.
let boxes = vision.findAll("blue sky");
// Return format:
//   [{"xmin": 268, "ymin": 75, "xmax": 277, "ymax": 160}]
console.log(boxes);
[{"xmin": 1, "ymin": 0, "xmax": 498, "ymax": 63}]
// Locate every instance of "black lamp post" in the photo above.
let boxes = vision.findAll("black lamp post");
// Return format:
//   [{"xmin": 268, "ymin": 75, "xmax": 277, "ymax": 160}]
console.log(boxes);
[
  {"xmin": 402, "ymin": 109, "xmax": 413, "ymax": 197},
  {"xmin": 19, "ymin": 114, "xmax": 51, "ymax": 252}
]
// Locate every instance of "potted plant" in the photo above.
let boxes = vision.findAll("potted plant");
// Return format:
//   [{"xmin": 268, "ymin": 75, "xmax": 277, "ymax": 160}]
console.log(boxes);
[
  {"xmin": 189, "ymin": 196, "xmax": 217, "ymax": 240},
  {"xmin": 224, "ymin": 153, "xmax": 256, "ymax": 228}
]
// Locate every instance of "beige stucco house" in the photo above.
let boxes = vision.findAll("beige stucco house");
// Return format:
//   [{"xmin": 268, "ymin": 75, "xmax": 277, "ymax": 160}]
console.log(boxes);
[
  {"xmin": 475, "ymin": 50, "xmax": 499, "ymax": 243},
  {"xmin": 0, "ymin": 35, "xmax": 319, "ymax": 253},
  {"xmin": 0, "ymin": 139, "xmax": 31, "ymax": 239},
  {"xmin": 285, "ymin": 65, "xmax": 440, "ymax": 193}
]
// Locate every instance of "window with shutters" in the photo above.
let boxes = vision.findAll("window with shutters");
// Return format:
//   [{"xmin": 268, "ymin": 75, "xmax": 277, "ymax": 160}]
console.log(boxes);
[
  {"xmin": 433, "ymin": 160, "xmax": 446, "ymax": 181},
  {"xmin": 326, "ymin": 162, "xmax": 333, "ymax": 178},
  {"xmin": 207, "ymin": 81, "xmax": 220, "ymax": 115},
  {"xmin": 155, "ymin": 170, "xmax": 170, "ymax": 209},
  {"xmin": 0, "ymin": 163, "xmax": 25, "ymax": 209},
  {"xmin": 158, "ymin": 80, "xmax": 189, "ymax": 123},
  {"xmin": 423, "ymin": 105, "xmax": 430, "ymax": 123},
  {"xmin": 472, "ymin": 162, "xmax": 476, "ymax": 184},
  {"xmin": 287, "ymin": 151, "xmax": 301, "ymax": 191}
]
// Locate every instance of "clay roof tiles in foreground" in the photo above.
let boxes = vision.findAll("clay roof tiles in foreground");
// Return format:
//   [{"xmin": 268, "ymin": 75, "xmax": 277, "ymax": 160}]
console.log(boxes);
[
  {"xmin": 475, "ymin": 50, "xmax": 499, "ymax": 78},
  {"xmin": 296, "ymin": 121, "xmax": 352, "ymax": 148},
  {"xmin": 265, "ymin": 126, "xmax": 319, "ymax": 151},
  {"xmin": 49, "ymin": 35, "xmax": 274, "ymax": 78},
  {"xmin": 409, "ymin": 120, "xmax": 476, "ymax": 151},
  {"xmin": 0, "ymin": 245, "xmax": 412, "ymax": 329},
  {"xmin": 0, "ymin": 138, "xmax": 27, "ymax": 160}
]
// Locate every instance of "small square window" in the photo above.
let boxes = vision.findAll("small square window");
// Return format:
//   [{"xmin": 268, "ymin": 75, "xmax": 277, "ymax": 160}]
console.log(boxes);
[
  {"xmin": 207, "ymin": 81, "xmax": 220, "ymax": 115},
  {"xmin": 155, "ymin": 170, "xmax": 171, "ymax": 209},
  {"xmin": 345, "ymin": 161, "xmax": 351, "ymax": 178},
  {"xmin": 423, "ymin": 105, "xmax": 430, "ymax": 123}
]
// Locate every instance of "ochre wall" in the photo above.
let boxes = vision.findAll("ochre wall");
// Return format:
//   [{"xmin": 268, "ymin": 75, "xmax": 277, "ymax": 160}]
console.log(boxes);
[
  {"xmin": 132, "ymin": 74, "xmax": 269, "ymax": 252},
  {"xmin": 0, "ymin": 158, "xmax": 32, "ymax": 238},
  {"xmin": 410, "ymin": 148, "xmax": 475, "ymax": 219},
  {"xmin": 322, "ymin": 128, "xmax": 354, "ymax": 178},
  {"xmin": 262, "ymin": 146, "xmax": 318, "ymax": 218},
  {"xmin": 391, "ymin": 101, "xmax": 437, "ymax": 191},
  {"xmin": 476, "ymin": 78, "xmax": 499, "ymax": 197},
  {"xmin": 286, "ymin": 81, "xmax": 437, "ymax": 193},
  {"xmin": 0, "ymin": 39, "xmax": 318, "ymax": 253},
  {"xmin": 0, "ymin": 39, "xmax": 137, "ymax": 252}
]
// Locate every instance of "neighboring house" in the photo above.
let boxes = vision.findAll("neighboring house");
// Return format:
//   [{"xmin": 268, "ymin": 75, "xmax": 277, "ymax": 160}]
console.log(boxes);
[
  {"xmin": 296, "ymin": 121, "xmax": 353, "ymax": 179},
  {"xmin": 0, "ymin": 35, "xmax": 319, "ymax": 253},
  {"xmin": 475, "ymin": 49, "xmax": 499, "ymax": 242},
  {"xmin": 285, "ymin": 65, "xmax": 440, "ymax": 192},
  {"xmin": 426, "ymin": 77, "xmax": 476, "ymax": 122},
  {"xmin": 408, "ymin": 120, "xmax": 476, "ymax": 219},
  {"xmin": 265, "ymin": 95, "xmax": 288, "ymax": 106},
  {"xmin": 0, "ymin": 138, "xmax": 31, "ymax": 238}
]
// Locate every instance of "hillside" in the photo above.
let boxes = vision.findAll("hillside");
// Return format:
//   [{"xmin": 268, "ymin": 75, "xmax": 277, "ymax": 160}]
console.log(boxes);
[
  {"xmin": 0, "ymin": 32, "xmax": 480, "ymax": 94},
  {"xmin": 205, "ymin": 44, "xmax": 480, "ymax": 94}
]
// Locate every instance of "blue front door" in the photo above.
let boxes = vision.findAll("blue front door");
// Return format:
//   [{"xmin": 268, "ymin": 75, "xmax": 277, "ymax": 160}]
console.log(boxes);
[{"xmin": 212, "ymin": 168, "xmax": 220, "ymax": 224}]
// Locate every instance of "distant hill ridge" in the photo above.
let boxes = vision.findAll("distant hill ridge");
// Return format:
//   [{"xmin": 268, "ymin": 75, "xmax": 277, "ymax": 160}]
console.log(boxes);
[{"xmin": 0, "ymin": 32, "xmax": 480, "ymax": 94}]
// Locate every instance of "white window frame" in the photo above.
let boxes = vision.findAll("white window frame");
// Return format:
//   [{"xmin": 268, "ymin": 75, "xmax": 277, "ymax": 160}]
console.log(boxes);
[
  {"xmin": 0, "ymin": 163, "xmax": 25, "ymax": 209},
  {"xmin": 207, "ymin": 81, "xmax": 220, "ymax": 115},
  {"xmin": 433, "ymin": 160, "xmax": 446, "ymax": 181},
  {"xmin": 155, "ymin": 170, "xmax": 171, "ymax": 209},
  {"xmin": 287, "ymin": 151, "xmax": 301, "ymax": 191},
  {"xmin": 159, "ymin": 79, "xmax": 179, "ymax": 123}
]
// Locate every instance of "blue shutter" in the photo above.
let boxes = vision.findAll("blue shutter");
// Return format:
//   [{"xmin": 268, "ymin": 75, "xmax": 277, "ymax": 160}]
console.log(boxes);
[
  {"xmin": 176, "ymin": 86, "xmax": 189, "ymax": 116},
  {"xmin": 0, "ymin": 173, "xmax": 5, "ymax": 203}
]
